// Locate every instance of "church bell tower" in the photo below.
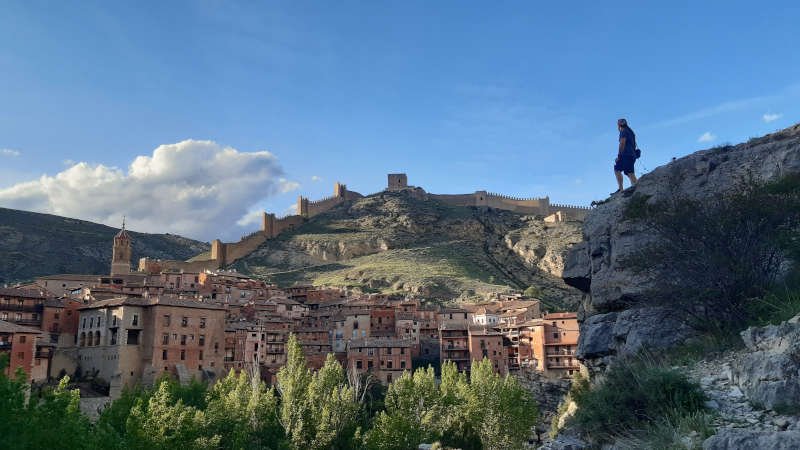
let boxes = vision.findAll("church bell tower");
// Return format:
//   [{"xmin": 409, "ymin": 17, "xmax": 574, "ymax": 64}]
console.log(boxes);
[{"xmin": 111, "ymin": 218, "xmax": 132, "ymax": 275}]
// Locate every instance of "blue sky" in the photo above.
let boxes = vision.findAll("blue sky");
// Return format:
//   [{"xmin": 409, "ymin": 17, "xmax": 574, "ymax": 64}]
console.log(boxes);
[{"xmin": 1, "ymin": 1, "xmax": 799, "ymax": 240}]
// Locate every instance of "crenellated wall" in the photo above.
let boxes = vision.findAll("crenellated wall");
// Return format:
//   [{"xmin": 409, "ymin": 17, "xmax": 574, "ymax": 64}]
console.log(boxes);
[{"xmin": 140, "ymin": 173, "xmax": 590, "ymax": 274}]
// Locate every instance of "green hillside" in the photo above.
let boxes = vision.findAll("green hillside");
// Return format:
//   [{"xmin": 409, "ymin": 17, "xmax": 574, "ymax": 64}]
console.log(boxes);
[
  {"xmin": 234, "ymin": 190, "xmax": 583, "ymax": 307},
  {"xmin": 0, "ymin": 207, "xmax": 209, "ymax": 284}
]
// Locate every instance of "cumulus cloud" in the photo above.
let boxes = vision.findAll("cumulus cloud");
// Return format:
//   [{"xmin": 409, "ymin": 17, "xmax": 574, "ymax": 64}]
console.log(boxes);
[
  {"xmin": 0, "ymin": 140, "xmax": 298, "ymax": 240},
  {"xmin": 1, "ymin": 148, "xmax": 21, "ymax": 157},
  {"xmin": 763, "ymin": 113, "xmax": 782, "ymax": 123},
  {"xmin": 697, "ymin": 132, "xmax": 716, "ymax": 143},
  {"xmin": 311, "ymin": 175, "xmax": 323, "ymax": 182}
]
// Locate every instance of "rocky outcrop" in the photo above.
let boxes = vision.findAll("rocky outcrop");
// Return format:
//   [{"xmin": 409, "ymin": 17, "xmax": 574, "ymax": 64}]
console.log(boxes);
[
  {"xmin": 732, "ymin": 317, "xmax": 800, "ymax": 411},
  {"xmin": 703, "ymin": 430, "xmax": 800, "ymax": 450},
  {"xmin": 563, "ymin": 123, "xmax": 800, "ymax": 371}
]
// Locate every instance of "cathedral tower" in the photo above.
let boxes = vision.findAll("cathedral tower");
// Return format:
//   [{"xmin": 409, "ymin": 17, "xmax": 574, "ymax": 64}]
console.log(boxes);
[{"xmin": 111, "ymin": 218, "xmax": 132, "ymax": 275}]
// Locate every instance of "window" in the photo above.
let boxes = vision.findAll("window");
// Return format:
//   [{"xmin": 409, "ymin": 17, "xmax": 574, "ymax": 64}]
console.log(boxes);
[
  {"xmin": 132, "ymin": 314, "xmax": 139, "ymax": 326},
  {"xmin": 199, "ymin": 335, "xmax": 205, "ymax": 346},
  {"xmin": 353, "ymin": 321, "xmax": 358, "ymax": 329},
  {"xmin": 1, "ymin": 312, "xmax": 6, "ymax": 320},
  {"xmin": 113, "ymin": 316, "xmax": 117, "ymax": 326},
  {"xmin": 163, "ymin": 315, "xmax": 171, "ymax": 326},
  {"xmin": 367, "ymin": 361, "xmax": 373, "ymax": 369},
  {"xmin": 162, "ymin": 334, "xmax": 169, "ymax": 345},
  {"xmin": 17, "ymin": 352, "xmax": 24, "ymax": 360},
  {"xmin": 553, "ymin": 333, "xmax": 559, "ymax": 339},
  {"xmin": 90, "ymin": 317, "xmax": 94, "ymax": 328},
  {"xmin": 367, "ymin": 348, "xmax": 374, "ymax": 356},
  {"xmin": 356, "ymin": 360, "xmax": 362, "ymax": 369},
  {"xmin": 82, "ymin": 317, "xmax": 86, "ymax": 328},
  {"xmin": 181, "ymin": 335, "xmax": 187, "ymax": 345},
  {"xmin": 387, "ymin": 361, "xmax": 393, "ymax": 369},
  {"xmin": 199, "ymin": 350, "xmax": 204, "ymax": 360},
  {"xmin": 181, "ymin": 317, "xmax": 188, "ymax": 327},
  {"xmin": 162, "ymin": 349, "xmax": 168, "ymax": 360},
  {"xmin": 400, "ymin": 347, "xmax": 405, "ymax": 355},
  {"xmin": 401, "ymin": 361, "xmax": 406, "ymax": 369},
  {"xmin": 387, "ymin": 347, "xmax": 392, "ymax": 355},
  {"xmin": 387, "ymin": 374, "xmax": 392, "ymax": 383},
  {"xmin": 180, "ymin": 350, "xmax": 185, "ymax": 360},
  {"xmin": 19, "ymin": 336, "xmax": 26, "ymax": 343},
  {"xmin": 54, "ymin": 313, "xmax": 60, "ymax": 320}
]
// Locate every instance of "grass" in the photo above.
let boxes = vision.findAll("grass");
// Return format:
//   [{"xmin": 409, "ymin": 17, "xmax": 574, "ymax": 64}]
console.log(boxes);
[
  {"xmin": 567, "ymin": 355, "xmax": 709, "ymax": 446},
  {"xmin": 745, "ymin": 287, "xmax": 800, "ymax": 328}
]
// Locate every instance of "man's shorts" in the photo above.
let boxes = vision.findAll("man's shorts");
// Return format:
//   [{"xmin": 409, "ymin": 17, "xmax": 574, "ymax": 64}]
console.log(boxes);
[{"xmin": 614, "ymin": 155, "xmax": 636, "ymax": 175}]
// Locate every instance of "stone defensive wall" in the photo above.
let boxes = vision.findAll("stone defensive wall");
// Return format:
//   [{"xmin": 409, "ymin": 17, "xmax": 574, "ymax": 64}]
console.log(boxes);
[
  {"xmin": 140, "ymin": 182, "xmax": 360, "ymax": 273},
  {"xmin": 139, "ymin": 174, "xmax": 590, "ymax": 274}
]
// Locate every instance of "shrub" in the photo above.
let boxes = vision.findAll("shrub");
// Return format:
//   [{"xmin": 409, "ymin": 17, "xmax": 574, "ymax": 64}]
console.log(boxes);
[
  {"xmin": 568, "ymin": 358, "xmax": 707, "ymax": 444},
  {"xmin": 623, "ymin": 174, "xmax": 800, "ymax": 331}
]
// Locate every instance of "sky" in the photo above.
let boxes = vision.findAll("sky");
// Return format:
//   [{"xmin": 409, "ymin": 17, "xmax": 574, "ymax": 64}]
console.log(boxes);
[{"xmin": 1, "ymin": 1, "xmax": 799, "ymax": 241}]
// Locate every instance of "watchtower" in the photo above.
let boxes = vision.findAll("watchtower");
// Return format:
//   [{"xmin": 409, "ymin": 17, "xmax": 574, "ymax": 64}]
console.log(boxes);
[
  {"xmin": 387, "ymin": 173, "xmax": 408, "ymax": 191},
  {"xmin": 297, "ymin": 195, "xmax": 310, "ymax": 218},
  {"xmin": 334, "ymin": 182, "xmax": 347, "ymax": 198}
]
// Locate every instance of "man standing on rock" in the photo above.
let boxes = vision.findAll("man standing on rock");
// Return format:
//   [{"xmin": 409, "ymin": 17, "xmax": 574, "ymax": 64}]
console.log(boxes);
[{"xmin": 614, "ymin": 118, "xmax": 638, "ymax": 193}]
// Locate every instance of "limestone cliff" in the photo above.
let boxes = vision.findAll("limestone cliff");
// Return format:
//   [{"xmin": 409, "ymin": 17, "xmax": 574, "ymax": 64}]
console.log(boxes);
[
  {"xmin": 563, "ymin": 123, "xmax": 800, "ymax": 371},
  {"xmin": 235, "ymin": 190, "xmax": 583, "ymax": 305}
]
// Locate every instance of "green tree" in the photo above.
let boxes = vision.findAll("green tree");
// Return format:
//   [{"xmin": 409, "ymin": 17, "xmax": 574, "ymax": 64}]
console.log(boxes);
[
  {"xmin": 205, "ymin": 368, "xmax": 283, "ymax": 449},
  {"xmin": 364, "ymin": 366, "xmax": 441, "ymax": 450},
  {"xmin": 307, "ymin": 353, "xmax": 358, "ymax": 449},
  {"xmin": 466, "ymin": 359, "xmax": 537, "ymax": 450},
  {"xmin": 125, "ymin": 381, "xmax": 219, "ymax": 450},
  {"xmin": 24, "ymin": 376, "xmax": 95, "ymax": 450},
  {"xmin": 276, "ymin": 334, "xmax": 314, "ymax": 448},
  {"xmin": 0, "ymin": 354, "xmax": 28, "ymax": 449}
]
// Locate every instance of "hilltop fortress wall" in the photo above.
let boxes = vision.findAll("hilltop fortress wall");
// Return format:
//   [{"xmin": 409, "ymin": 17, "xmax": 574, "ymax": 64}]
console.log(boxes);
[{"xmin": 139, "ymin": 173, "xmax": 590, "ymax": 273}]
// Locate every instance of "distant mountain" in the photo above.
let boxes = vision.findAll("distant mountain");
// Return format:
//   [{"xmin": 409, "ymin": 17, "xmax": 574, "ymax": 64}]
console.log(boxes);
[
  {"xmin": 0, "ymin": 207, "xmax": 209, "ymax": 284},
  {"xmin": 234, "ymin": 190, "xmax": 583, "ymax": 309}
]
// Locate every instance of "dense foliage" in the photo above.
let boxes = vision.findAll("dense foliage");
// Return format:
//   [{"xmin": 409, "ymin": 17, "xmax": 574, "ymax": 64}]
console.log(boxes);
[
  {"xmin": 0, "ymin": 335, "xmax": 537, "ymax": 449},
  {"xmin": 623, "ymin": 174, "xmax": 800, "ymax": 331},
  {"xmin": 567, "ymin": 358, "xmax": 708, "ymax": 445}
]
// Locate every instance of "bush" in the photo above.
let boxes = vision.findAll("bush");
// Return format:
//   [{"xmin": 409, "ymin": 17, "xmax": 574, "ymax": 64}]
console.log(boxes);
[
  {"xmin": 623, "ymin": 174, "xmax": 800, "ymax": 331},
  {"xmin": 568, "ymin": 357, "xmax": 707, "ymax": 444}
]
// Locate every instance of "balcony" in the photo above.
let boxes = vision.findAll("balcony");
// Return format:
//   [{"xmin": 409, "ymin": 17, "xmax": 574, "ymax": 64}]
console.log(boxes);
[
  {"xmin": 0, "ymin": 304, "xmax": 44, "ymax": 313},
  {"xmin": 13, "ymin": 319, "xmax": 42, "ymax": 327}
]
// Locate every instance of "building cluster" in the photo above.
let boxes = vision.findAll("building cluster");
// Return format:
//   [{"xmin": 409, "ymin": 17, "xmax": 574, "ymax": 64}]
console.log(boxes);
[{"xmin": 1, "ymin": 224, "xmax": 580, "ymax": 398}]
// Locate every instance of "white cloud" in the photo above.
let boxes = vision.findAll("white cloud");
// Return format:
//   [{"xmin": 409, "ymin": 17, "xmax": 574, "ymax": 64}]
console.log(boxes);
[
  {"xmin": 285, "ymin": 203, "xmax": 298, "ymax": 215},
  {"xmin": 763, "ymin": 113, "xmax": 782, "ymax": 123},
  {"xmin": 697, "ymin": 132, "xmax": 716, "ymax": 143},
  {"xmin": 0, "ymin": 139, "xmax": 299, "ymax": 240},
  {"xmin": 311, "ymin": 175, "xmax": 323, "ymax": 182},
  {"xmin": 236, "ymin": 210, "xmax": 264, "ymax": 227},
  {"xmin": 1, "ymin": 148, "xmax": 21, "ymax": 157}
]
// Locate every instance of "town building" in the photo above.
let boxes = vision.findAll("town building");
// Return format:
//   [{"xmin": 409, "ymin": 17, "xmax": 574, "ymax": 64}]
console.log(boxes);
[
  {"xmin": 0, "ymin": 320, "xmax": 44, "ymax": 381},
  {"xmin": 347, "ymin": 338, "xmax": 413, "ymax": 384},
  {"xmin": 74, "ymin": 296, "xmax": 225, "ymax": 396}
]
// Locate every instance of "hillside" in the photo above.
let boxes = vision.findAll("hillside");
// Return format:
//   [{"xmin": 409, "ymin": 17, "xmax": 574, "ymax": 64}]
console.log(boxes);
[
  {"xmin": 234, "ymin": 190, "xmax": 583, "ymax": 307},
  {"xmin": 0, "ymin": 207, "xmax": 209, "ymax": 284}
]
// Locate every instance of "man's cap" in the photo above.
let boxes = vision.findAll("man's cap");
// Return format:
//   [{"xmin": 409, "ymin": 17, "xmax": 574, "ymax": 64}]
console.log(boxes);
[{"xmin": 618, "ymin": 118, "xmax": 627, "ymax": 126}]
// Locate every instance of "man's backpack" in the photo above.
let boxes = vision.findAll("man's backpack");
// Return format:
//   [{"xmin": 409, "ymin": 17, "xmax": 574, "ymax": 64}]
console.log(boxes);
[{"xmin": 635, "ymin": 148, "xmax": 641, "ymax": 159}]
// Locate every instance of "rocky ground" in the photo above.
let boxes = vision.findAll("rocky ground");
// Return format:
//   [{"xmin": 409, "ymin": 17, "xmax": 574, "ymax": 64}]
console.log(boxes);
[{"xmin": 682, "ymin": 351, "xmax": 797, "ymax": 435}]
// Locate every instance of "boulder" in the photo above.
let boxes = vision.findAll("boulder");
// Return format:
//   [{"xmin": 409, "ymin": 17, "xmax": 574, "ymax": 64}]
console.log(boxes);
[
  {"xmin": 731, "ymin": 319, "xmax": 800, "ymax": 411},
  {"xmin": 703, "ymin": 430, "xmax": 800, "ymax": 450},
  {"xmin": 564, "ymin": 123, "xmax": 800, "ymax": 369}
]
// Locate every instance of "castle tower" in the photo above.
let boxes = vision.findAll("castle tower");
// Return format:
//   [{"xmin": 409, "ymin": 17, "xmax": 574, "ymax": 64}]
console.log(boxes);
[
  {"xmin": 297, "ymin": 195, "xmax": 309, "ymax": 218},
  {"xmin": 387, "ymin": 173, "xmax": 408, "ymax": 191},
  {"xmin": 334, "ymin": 182, "xmax": 347, "ymax": 198},
  {"xmin": 111, "ymin": 218, "xmax": 132, "ymax": 275}
]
